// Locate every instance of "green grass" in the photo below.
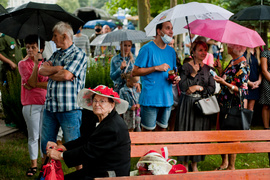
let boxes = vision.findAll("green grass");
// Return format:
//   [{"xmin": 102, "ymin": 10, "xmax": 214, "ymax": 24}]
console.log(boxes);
[
  {"xmin": 0, "ymin": 135, "xmax": 75, "ymax": 180},
  {"xmin": 1, "ymin": 130, "xmax": 269, "ymax": 179}
]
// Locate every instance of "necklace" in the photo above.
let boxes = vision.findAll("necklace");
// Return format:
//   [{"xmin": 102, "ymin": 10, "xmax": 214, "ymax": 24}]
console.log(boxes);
[
  {"xmin": 231, "ymin": 55, "xmax": 244, "ymax": 62},
  {"xmin": 153, "ymin": 40, "xmax": 166, "ymax": 49}
]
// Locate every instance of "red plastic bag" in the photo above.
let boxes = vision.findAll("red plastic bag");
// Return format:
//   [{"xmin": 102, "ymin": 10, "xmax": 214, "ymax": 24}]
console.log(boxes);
[{"xmin": 42, "ymin": 159, "xmax": 64, "ymax": 180}]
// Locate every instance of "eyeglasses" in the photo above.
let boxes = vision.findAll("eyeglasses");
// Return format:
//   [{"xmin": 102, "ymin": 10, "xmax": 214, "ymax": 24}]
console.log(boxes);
[{"xmin": 92, "ymin": 100, "xmax": 109, "ymax": 105}]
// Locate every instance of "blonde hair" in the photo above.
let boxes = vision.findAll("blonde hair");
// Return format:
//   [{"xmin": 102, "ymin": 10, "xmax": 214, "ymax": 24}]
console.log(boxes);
[{"xmin": 246, "ymin": 47, "xmax": 261, "ymax": 66}]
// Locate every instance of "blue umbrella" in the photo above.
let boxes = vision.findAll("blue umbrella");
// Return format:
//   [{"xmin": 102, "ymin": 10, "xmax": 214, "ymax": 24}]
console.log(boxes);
[{"xmin": 83, "ymin": 19, "xmax": 115, "ymax": 29}]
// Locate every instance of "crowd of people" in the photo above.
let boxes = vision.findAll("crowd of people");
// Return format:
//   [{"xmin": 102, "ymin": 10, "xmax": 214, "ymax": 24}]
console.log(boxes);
[{"xmin": 0, "ymin": 18, "xmax": 269, "ymax": 178}]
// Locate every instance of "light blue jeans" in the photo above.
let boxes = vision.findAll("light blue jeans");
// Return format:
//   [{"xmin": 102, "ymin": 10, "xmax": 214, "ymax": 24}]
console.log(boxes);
[
  {"xmin": 41, "ymin": 109, "xmax": 82, "ymax": 154},
  {"xmin": 140, "ymin": 106, "xmax": 172, "ymax": 130}
]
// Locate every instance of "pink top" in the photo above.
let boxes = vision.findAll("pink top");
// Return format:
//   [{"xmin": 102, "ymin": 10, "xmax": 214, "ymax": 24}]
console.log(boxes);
[
  {"xmin": 203, "ymin": 53, "xmax": 214, "ymax": 66},
  {"xmin": 18, "ymin": 58, "xmax": 48, "ymax": 106}
]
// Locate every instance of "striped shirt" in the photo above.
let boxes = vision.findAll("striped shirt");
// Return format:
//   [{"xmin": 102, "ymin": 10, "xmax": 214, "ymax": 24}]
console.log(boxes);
[
  {"xmin": 73, "ymin": 34, "xmax": 90, "ymax": 56},
  {"xmin": 45, "ymin": 43, "xmax": 87, "ymax": 112}
]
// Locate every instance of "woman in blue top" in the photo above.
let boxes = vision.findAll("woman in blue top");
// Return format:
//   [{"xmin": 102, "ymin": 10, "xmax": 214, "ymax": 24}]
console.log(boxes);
[{"xmin": 110, "ymin": 40, "xmax": 138, "ymax": 93}]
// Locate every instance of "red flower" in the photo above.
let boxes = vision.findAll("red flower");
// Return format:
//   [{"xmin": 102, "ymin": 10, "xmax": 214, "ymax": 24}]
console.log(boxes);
[{"xmin": 86, "ymin": 86, "xmax": 121, "ymax": 103}]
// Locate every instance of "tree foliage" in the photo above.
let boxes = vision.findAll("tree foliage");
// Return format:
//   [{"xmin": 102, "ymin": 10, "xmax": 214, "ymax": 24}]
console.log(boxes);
[
  {"xmin": 105, "ymin": 0, "xmax": 230, "ymax": 18},
  {"xmin": 78, "ymin": 0, "xmax": 90, "ymax": 7},
  {"xmin": 91, "ymin": 0, "xmax": 108, "ymax": 9},
  {"xmin": 57, "ymin": 0, "xmax": 80, "ymax": 13},
  {"xmin": 1, "ymin": 0, "xmax": 8, "ymax": 8}
]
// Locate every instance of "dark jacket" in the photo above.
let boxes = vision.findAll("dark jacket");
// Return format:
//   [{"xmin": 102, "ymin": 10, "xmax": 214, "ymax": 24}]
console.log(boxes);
[{"xmin": 63, "ymin": 109, "xmax": 131, "ymax": 179}]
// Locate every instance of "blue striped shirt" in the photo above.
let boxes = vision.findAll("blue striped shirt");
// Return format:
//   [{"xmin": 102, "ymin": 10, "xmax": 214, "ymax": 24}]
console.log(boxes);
[{"xmin": 45, "ymin": 43, "xmax": 87, "ymax": 112}]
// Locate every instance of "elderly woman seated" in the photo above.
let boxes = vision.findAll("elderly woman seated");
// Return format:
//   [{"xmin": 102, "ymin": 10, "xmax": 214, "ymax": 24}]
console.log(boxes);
[{"xmin": 46, "ymin": 85, "xmax": 130, "ymax": 179}]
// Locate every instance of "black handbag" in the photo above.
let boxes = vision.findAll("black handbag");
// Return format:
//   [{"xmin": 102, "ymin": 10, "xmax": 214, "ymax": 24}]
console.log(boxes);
[{"xmin": 219, "ymin": 92, "xmax": 253, "ymax": 130}]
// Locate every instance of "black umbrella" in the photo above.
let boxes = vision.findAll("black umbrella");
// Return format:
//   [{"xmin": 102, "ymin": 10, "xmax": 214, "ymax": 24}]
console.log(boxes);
[
  {"xmin": 0, "ymin": 4, "xmax": 7, "ymax": 15},
  {"xmin": 230, "ymin": 4, "xmax": 270, "ymax": 21},
  {"xmin": 0, "ymin": 2, "xmax": 84, "ymax": 41},
  {"xmin": 73, "ymin": 7, "xmax": 116, "ymax": 23}
]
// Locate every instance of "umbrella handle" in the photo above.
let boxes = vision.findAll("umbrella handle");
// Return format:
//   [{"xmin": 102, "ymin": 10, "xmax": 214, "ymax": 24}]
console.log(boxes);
[{"xmin": 185, "ymin": 16, "xmax": 195, "ymax": 64}]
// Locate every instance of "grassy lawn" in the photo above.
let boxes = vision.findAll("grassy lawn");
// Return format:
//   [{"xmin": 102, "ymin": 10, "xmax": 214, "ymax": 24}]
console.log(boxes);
[{"xmin": 1, "ymin": 129, "xmax": 269, "ymax": 180}]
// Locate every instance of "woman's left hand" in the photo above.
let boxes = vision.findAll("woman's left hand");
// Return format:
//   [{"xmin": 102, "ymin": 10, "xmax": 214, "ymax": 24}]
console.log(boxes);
[
  {"xmin": 47, "ymin": 149, "xmax": 63, "ymax": 160},
  {"xmin": 186, "ymin": 85, "xmax": 203, "ymax": 95}
]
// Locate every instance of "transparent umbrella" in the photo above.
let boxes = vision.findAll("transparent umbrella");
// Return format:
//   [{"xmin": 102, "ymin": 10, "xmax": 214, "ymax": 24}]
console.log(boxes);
[
  {"xmin": 90, "ymin": 29, "xmax": 153, "ymax": 46},
  {"xmin": 144, "ymin": 2, "xmax": 233, "ymax": 36}
]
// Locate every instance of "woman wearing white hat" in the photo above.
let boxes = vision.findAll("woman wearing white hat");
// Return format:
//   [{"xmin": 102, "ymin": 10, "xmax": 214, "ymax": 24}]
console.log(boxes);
[{"xmin": 46, "ymin": 85, "xmax": 130, "ymax": 179}]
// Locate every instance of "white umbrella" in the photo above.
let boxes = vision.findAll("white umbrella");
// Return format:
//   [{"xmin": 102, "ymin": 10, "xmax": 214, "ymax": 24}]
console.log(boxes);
[
  {"xmin": 145, "ymin": 2, "xmax": 233, "ymax": 36},
  {"xmin": 90, "ymin": 29, "xmax": 153, "ymax": 46}
]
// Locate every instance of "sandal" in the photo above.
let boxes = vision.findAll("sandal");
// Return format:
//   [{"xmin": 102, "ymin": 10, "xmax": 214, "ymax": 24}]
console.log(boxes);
[
  {"xmin": 26, "ymin": 167, "xmax": 37, "ymax": 177},
  {"xmin": 215, "ymin": 166, "xmax": 227, "ymax": 170}
]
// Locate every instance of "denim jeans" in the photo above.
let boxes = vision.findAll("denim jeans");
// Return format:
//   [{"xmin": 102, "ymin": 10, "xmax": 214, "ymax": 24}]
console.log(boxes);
[
  {"xmin": 41, "ymin": 109, "xmax": 82, "ymax": 154},
  {"xmin": 140, "ymin": 106, "xmax": 171, "ymax": 130}
]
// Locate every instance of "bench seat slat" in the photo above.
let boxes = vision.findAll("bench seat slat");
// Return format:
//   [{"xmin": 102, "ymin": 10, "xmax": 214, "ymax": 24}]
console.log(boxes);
[
  {"xmin": 130, "ymin": 130, "xmax": 270, "ymax": 144},
  {"xmin": 95, "ymin": 168, "xmax": 270, "ymax": 180},
  {"xmin": 131, "ymin": 142, "xmax": 270, "ymax": 157}
]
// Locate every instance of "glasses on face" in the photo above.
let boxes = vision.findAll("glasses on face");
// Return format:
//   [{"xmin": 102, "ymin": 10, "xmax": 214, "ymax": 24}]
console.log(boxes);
[{"xmin": 92, "ymin": 99, "xmax": 109, "ymax": 105}]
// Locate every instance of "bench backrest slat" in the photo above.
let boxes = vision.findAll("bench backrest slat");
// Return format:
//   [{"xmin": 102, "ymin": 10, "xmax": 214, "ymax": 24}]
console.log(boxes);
[
  {"xmin": 131, "ymin": 142, "xmax": 270, "ymax": 157},
  {"xmin": 130, "ymin": 130, "xmax": 270, "ymax": 144}
]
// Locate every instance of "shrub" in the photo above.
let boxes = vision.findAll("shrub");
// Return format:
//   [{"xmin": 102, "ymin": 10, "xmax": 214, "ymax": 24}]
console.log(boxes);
[{"xmin": 85, "ymin": 57, "xmax": 113, "ymax": 89}]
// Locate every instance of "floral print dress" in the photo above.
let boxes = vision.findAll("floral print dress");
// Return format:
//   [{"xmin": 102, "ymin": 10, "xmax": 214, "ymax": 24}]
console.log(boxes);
[{"xmin": 217, "ymin": 59, "xmax": 250, "ymax": 107}]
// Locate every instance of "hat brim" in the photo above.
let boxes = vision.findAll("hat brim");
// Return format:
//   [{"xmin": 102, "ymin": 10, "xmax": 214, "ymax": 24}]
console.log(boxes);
[{"xmin": 77, "ymin": 88, "xmax": 129, "ymax": 114}]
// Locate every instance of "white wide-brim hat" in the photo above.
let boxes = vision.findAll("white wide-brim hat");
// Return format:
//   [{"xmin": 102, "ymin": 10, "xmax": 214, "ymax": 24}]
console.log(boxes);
[{"xmin": 77, "ymin": 85, "xmax": 129, "ymax": 114}]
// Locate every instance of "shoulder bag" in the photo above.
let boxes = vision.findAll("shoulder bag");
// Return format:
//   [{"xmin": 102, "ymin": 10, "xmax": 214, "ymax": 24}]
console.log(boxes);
[
  {"xmin": 193, "ymin": 68, "xmax": 220, "ymax": 115},
  {"xmin": 219, "ymin": 91, "xmax": 253, "ymax": 130}
]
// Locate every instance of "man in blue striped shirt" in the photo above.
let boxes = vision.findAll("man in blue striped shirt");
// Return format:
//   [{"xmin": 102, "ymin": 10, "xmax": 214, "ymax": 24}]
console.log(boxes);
[{"xmin": 39, "ymin": 22, "xmax": 87, "ymax": 159}]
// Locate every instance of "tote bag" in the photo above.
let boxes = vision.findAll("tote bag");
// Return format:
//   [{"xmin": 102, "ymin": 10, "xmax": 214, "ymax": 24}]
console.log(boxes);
[{"xmin": 194, "ymin": 95, "xmax": 220, "ymax": 115}]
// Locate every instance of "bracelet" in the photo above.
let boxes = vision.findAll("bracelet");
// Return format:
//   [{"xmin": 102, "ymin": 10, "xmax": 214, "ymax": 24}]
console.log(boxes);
[
  {"xmin": 231, "ymin": 86, "xmax": 235, "ymax": 90},
  {"xmin": 60, "ymin": 152, "xmax": 63, "ymax": 159},
  {"xmin": 199, "ymin": 87, "xmax": 202, "ymax": 91}
]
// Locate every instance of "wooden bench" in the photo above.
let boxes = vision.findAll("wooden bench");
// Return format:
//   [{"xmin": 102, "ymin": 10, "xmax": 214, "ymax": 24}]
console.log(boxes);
[{"xmin": 96, "ymin": 130, "xmax": 270, "ymax": 180}]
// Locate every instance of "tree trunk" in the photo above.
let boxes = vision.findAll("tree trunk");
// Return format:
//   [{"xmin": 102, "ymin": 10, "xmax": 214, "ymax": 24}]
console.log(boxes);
[{"xmin": 137, "ymin": 0, "xmax": 150, "ymax": 32}]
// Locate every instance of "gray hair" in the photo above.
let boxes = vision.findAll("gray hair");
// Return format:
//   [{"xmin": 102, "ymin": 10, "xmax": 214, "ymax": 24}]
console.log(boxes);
[
  {"xmin": 53, "ymin": 21, "xmax": 74, "ymax": 41},
  {"xmin": 227, "ymin": 44, "xmax": 246, "ymax": 56}
]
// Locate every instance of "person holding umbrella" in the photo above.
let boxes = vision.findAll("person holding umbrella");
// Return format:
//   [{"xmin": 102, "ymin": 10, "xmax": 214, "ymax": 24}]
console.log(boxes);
[
  {"xmin": 110, "ymin": 40, "xmax": 137, "ymax": 93},
  {"xmin": 132, "ymin": 21, "xmax": 180, "ymax": 131},
  {"xmin": 214, "ymin": 44, "xmax": 250, "ymax": 170},
  {"xmin": 39, "ymin": 22, "xmax": 87, "ymax": 162}
]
